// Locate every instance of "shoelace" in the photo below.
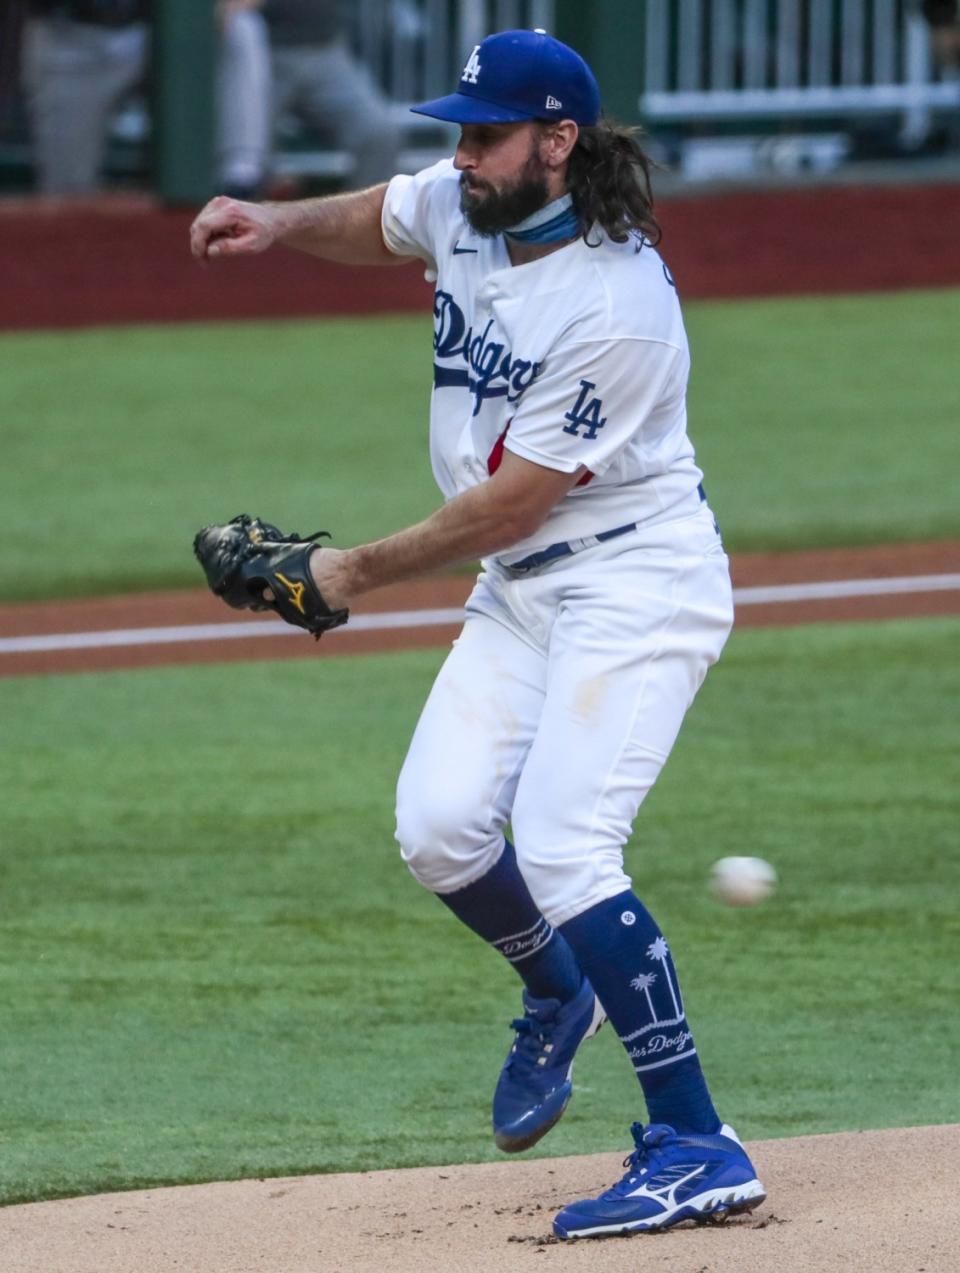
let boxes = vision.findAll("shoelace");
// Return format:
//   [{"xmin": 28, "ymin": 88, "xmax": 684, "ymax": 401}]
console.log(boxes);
[
  {"xmin": 611, "ymin": 1123, "xmax": 676, "ymax": 1192},
  {"xmin": 504, "ymin": 1012, "xmax": 557, "ymax": 1075}
]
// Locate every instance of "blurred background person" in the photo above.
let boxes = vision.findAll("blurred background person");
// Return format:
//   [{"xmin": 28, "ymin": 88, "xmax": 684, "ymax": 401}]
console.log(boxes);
[
  {"xmin": 923, "ymin": 0, "xmax": 960, "ymax": 65},
  {"xmin": 19, "ymin": 0, "xmax": 273, "ymax": 198},
  {"xmin": 216, "ymin": 0, "xmax": 272, "ymax": 199},
  {"xmin": 263, "ymin": 0, "xmax": 400, "ymax": 191},
  {"xmin": 20, "ymin": 0, "xmax": 150, "ymax": 195},
  {"xmin": 921, "ymin": 0, "xmax": 960, "ymax": 151}
]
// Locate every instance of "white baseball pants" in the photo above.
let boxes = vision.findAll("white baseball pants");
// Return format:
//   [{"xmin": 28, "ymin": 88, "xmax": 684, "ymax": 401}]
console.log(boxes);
[{"xmin": 396, "ymin": 504, "xmax": 734, "ymax": 927}]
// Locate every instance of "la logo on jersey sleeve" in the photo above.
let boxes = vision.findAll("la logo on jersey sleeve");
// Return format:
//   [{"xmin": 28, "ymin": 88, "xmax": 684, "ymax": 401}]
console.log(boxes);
[
  {"xmin": 562, "ymin": 379, "xmax": 607, "ymax": 440},
  {"xmin": 462, "ymin": 46, "xmax": 482, "ymax": 84}
]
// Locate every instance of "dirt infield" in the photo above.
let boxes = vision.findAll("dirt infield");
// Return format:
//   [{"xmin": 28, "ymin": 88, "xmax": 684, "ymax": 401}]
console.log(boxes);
[
  {"xmin": 1, "ymin": 1124, "xmax": 956, "ymax": 1273},
  {"xmin": 1, "ymin": 539, "xmax": 957, "ymax": 678}
]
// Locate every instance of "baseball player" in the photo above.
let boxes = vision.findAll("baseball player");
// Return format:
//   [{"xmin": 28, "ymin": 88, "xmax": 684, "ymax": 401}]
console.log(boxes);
[{"xmin": 191, "ymin": 29, "xmax": 766, "ymax": 1240}]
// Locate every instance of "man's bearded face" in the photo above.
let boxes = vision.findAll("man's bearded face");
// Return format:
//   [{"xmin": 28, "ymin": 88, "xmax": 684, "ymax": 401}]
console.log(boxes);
[{"xmin": 458, "ymin": 139, "xmax": 550, "ymax": 237}]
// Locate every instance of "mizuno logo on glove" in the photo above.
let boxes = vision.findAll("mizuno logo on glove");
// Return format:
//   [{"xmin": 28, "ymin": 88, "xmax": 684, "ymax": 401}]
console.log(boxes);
[{"xmin": 275, "ymin": 572, "xmax": 306, "ymax": 614}]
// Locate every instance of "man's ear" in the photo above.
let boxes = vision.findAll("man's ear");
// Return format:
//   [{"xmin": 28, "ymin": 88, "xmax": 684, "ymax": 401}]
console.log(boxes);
[{"xmin": 540, "ymin": 120, "xmax": 579, "ymax": 169}]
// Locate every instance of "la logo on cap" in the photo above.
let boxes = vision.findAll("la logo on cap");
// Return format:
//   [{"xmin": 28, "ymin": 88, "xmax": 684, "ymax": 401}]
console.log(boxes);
[{"xmin": 461, "ymin": 45, "xmax": 482, "ymax": 84}]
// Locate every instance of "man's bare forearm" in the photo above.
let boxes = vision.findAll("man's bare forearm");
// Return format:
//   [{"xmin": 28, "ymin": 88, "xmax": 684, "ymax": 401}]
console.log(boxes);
[
  {"xmin": 341, "ymin": 484, "xmax": 531, "ymax": 594},
  {"xmin": 311, "ymin": 454, "xmax": 584, "ymax": 608},
  {"xmin": 268, "ymin": 184, "xmax": 403, "ymax": 266},
  {"xmin": 190, "ymin": 182, "xmax": 411, "ymax": 265}
]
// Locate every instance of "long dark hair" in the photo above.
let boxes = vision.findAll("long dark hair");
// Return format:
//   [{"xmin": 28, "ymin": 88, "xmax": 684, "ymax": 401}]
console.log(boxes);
[{"xmin": 563, "ymin": 120, "xmax": 661, "ymax": 248}]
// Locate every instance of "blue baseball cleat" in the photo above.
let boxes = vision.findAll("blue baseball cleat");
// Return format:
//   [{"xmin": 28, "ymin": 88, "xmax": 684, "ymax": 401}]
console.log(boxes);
[
  {"xmin": 492, "ymin": 977, "xmax": 606, "ymax": 1153},
  {"xmin": 553, "ymin": 1121, "xmax": 766, "ymax": 1239}
]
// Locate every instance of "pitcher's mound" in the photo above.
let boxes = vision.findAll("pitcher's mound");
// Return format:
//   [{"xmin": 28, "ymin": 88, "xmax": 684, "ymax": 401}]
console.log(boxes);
[{"xmin": 1, "ymin": 1124, "xmax": 955, "ymax": 1273}]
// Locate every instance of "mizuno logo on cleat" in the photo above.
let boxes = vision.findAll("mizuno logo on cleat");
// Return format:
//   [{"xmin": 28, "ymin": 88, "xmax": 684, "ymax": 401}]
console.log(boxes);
[{"xmin": 626, "ymin": 1164, "xmax": 707, "ymax": 1208}]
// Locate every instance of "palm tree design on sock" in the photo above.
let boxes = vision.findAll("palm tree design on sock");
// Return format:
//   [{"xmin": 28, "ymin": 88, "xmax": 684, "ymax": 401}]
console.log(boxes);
[
  {"xmin": 628, "ymin": 971, "xmax": 658, "ymax": 1019},
  {"xmin": 646, "ymin": 936, "xmax": 683, "ymax": 1019}
]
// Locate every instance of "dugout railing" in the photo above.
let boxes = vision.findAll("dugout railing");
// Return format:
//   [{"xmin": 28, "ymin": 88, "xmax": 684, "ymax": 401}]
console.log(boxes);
[
  {"xmin": 274, "ymin": 0, "xmax": 960, "ymax": 183},
  {"xmin": 2, "ymin": 1, "xmax": 958, "ymax": 199},
  {"xmin": 640, "ymin": 0, "xmax": 960, "ymax": 140}
]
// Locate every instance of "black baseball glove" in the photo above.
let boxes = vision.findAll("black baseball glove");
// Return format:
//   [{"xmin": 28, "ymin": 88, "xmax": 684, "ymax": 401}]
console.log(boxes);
[{"xmin": 193, "ymin": 513, "xmax": 349, "ymax": 639}]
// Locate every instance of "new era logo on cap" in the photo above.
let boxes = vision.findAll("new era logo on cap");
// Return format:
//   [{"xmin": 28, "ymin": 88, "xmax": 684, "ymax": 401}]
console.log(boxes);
[{"xmin": 545, "ymin": 95, "xmax": 563, "ymax": 110}]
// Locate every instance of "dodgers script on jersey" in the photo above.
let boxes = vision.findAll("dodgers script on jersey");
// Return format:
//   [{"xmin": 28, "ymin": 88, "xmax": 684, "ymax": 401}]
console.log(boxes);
[{"xmin": 381, "ymin": 159, "xmax": 706, "ymax": 563}]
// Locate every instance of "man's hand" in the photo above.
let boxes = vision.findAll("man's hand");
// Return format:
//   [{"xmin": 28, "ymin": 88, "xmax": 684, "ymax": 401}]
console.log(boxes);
[
  {"xmin": 190, "ymin": 196, "xmax": 282, "ymax": 261},
  {"xmin": 189, "ymin": 185, "xmax": 408, "ymax": 266}
]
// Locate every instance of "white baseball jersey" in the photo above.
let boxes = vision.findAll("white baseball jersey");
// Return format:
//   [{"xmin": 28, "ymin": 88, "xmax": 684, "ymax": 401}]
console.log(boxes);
[
  {"xmin": 388, "ymin": 161, "xmax": 733, "ymax": 926},
  {"xmin": 381, "ymin": 159, "xmax": 705, "ymax": 564}
]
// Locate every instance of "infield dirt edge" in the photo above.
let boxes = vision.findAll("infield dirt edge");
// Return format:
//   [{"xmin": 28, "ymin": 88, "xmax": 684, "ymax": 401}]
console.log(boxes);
[{"xmin": 1, "ymin": 1123, "xmax": 956, "ymax": 1273}]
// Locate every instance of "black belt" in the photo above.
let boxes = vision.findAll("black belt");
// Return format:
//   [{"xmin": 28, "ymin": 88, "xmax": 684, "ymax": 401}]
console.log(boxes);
[{"xmin": 505, "ymin": 483, "xmax": 707, "ymax": 575}]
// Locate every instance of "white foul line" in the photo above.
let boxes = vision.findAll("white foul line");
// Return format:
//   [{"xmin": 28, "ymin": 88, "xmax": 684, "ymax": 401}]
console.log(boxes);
[
  {"xmin": 0, "ymin": 608, "xmax": 468, "ymax": 654},
  {"xmin": 734, "ymin": 573, "xmax": 960, "ymax": 604},
  {"xmin": 1, "ymin": 574, "xmax": 958, "ymax": 656}
]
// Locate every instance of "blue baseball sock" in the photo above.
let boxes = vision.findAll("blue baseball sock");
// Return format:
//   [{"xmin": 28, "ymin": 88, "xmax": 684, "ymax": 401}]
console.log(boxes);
[
  {"xmin": 559, "ymin": 890, "xmax": 721, "ymax": 1135},
  {"xmin": 436, "ymin": 839, "xmax": 583, "ymax": 1003}
]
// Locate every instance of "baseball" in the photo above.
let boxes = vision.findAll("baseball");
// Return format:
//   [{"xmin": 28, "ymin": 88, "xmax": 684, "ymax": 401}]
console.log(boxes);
[{"xmin": 710, "ymin": 856, "xmax": 777, "ymax": 907}]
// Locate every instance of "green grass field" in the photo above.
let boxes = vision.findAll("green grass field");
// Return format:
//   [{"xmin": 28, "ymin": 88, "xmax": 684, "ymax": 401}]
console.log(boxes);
[
  {"xmin": 1, "ymin": 287, "xmax": 958, "ymax": 600},
  {"xmin": 1, "ymin": 619, "xmax": 957, "ymax": 1205},
  {"xmin": 2, "ymin": 286, "xmax": 957, "ymax": 1207}
]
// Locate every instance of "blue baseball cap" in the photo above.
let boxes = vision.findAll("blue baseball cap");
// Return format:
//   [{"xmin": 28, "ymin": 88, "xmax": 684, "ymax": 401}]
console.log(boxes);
[{"xmin": 411, "ymin": 29, "xmax": 601, "ymax": 127}]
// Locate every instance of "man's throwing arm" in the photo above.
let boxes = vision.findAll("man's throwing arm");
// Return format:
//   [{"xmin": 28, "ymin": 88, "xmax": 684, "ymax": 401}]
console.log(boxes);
[{"xmin": 189, "ymin": 182, "xmax": 415, "ymax": 266}]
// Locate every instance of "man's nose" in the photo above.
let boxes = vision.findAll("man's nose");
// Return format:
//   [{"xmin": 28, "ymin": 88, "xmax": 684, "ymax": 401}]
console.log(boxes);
[{"xmin": 453, "ymin": 138, "xmax": 476, "ymax": 171}]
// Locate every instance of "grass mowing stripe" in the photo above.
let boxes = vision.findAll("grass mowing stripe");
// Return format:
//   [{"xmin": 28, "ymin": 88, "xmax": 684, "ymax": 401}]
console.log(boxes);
[
  {"xmin": 2, "ymin": 289, "xmax": 958, "ymax": 600},
  {"xmin": 685, "ymin": 289, "xmax": 960, "ymax": 550},
  {"xmin": 0, "ymin": 618, "xmax": 957, "ymax": 1203}
]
